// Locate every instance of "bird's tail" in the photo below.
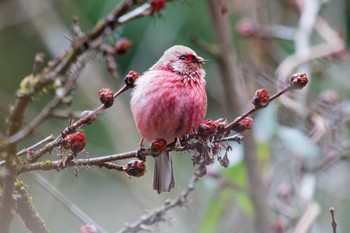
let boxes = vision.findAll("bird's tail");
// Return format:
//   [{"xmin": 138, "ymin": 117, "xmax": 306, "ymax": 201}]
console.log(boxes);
[{"xmin": 153, "ymin": 151, "xmax": 175, "ymax": 194}]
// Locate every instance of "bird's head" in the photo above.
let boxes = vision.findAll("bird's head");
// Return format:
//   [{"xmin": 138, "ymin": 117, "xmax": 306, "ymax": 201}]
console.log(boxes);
[{"xmin": 151, "ymin": 45, "xmax": 206, "ymax": 76}]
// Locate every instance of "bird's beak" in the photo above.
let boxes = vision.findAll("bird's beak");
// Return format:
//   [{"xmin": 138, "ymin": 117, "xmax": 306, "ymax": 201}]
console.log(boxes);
[{"xmin": 195, "ymin": 56, "xmax": 206, "ymax": 68}]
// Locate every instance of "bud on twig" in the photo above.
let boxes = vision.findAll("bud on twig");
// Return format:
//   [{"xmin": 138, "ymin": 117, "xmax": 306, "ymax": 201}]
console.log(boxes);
[
  {"xmin": 124, "ymin": 160, "xmax": 146, "ymax": 177},
  {"xmin": 98, "ymin": 88, "xmax": 114, "ymax": 108},
  {"xmin": 62, "ymin": 132, "xmax": 86, "ymax": 154},
  {"xmin": 253, "ymin": 88, "xmax": 270, "ymax": 108},
  {"xmin": 125, "ymin": 70, "xmax": 140, "ymax": 88},
  {"xmin": 231, "ymin": 117, "xmax": 253, "ymax": 132},
  {"xmin": 150, "ymin": 138, "xmax": 167, "ymax": 155},
  {"xmin": 290, "ymin": 73, "xmax": 308, "ymax": 90},
  {"xmin": 198, "ymin": 119, "xmax": 217, "ymax": 138}
]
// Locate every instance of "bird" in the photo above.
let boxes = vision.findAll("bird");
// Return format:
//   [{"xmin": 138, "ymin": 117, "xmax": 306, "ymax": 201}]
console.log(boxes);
[{"xmin": 130, "ymin": 45, "xmax": 207, "ymax": 194}]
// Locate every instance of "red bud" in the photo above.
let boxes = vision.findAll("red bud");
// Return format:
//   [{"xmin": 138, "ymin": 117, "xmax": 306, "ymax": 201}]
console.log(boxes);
[
  {"xmin": 232, "ymin": 117, "xmax": 253, "ymax": 132},
  {"xmin": 125, "ymin": 70, "xmax": 140, "ymax": 88},
  {"xmin": 63, "ymin": 132, "xmax": 86, "ymax": 154},
  {"xmin": 253, "ymin": 88, "xmax": 270, "ymax": 108},
  {"xmin": 198, "ymin": 119, "xmax": 218, "ymax": 138},
  {"xmin": 124, "ymin": 160, "xmax": 146, "ymax": 177},
  {"xmin": 98, "ymin": 88, "xmax": 114, "ymax": 108},
  {"xmin": 150, "ymin": 138, "xmax": 167, "ymax": 155},
  {"xmin": 290, "ymin": 73, "xmax": 308, "ymax": 90}
]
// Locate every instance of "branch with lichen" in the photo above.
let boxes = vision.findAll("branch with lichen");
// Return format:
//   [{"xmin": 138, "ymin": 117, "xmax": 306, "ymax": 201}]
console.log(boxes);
[{"xmin": 15, "ymin": 182, "xmax": 49, "ymax": 233}]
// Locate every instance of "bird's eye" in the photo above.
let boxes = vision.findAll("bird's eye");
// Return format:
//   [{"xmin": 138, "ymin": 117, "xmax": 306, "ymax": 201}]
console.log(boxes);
[{"xmin": 179, "ymin": 55, "xmax": 187, "ymax": 60}]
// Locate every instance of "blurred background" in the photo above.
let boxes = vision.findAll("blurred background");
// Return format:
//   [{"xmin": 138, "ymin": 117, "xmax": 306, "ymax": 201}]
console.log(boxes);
[{"xmin": 1, "ymin": 0, "xmax": 350, "ymax": 232}]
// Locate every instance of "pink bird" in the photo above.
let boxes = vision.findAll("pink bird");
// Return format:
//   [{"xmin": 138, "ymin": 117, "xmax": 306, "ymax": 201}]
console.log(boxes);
[{"xmin": 131, "ymin": 45, "xmax": 207, "ymax": 194}]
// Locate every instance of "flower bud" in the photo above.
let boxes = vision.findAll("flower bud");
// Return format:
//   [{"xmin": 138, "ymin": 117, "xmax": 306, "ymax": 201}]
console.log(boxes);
[
  {"xmin": 98, "ymin": 88, "xmax": 114, "ymax": 108},
  {"xmin": 150, "ymin": 138, "xmax": 167, "ymax": 155},
  {"xmin": 150, "ymin": 0, "xmax": 166, "ymax": 14},
  {"xmin": 198, "ymin": 119, "xmax": 217, "ymax": 138},
  {"xmin": 232, "ymin": 117, "xmax": 253, "ymax": 132},
  {"xmin": 253, "ymin": 88, "xmax": 270, "ymax": 108},
  {"xmin": 115, "ymin": 38, "xmax": 133, "ymax": 55},
  {"xmin": 124, "ymin": 70, "xmax": 140, "ymax": 88},
  {"xmin": 290, "ymin": 73, "xmax": 308, "ymax": 90},
  {"xmin": 124, "ymin": 160, "xmax": 146, "ymax": 177},
  {"xmin": 63, "ymin": 132, "xmax": 86, "ymax": 154}
]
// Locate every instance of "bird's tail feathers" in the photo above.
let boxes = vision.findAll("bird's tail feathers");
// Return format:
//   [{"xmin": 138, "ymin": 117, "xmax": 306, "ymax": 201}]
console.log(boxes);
[{"xmin": 153, "ymin": 151, "xmax": 175, "ymax": 194}]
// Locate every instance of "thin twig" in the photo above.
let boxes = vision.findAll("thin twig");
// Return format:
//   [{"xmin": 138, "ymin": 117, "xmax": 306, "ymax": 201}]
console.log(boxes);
[
  {"xmin": 17, "ymin": 135, "xmax": 55, "ymax": 157},
  {"xmin": 330, "ymin": 207, "xmax": 337, "ymax": 233},
  {"xmin": 19, "ymin": 150, "xmax": 139, "ymax": 173},
  {"xmin": 118, "ymin": 168, "xmax": 201, "ymax": 233}
]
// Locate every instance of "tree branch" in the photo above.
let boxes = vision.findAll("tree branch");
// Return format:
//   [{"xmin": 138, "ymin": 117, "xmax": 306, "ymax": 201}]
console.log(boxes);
[
  {"xmin": 15, "ymin": 183, "xmax": 50, "ymax": 233},
  {"xmin": 117, "ymin": 168, "xmax": 202, "ymax": 233}
]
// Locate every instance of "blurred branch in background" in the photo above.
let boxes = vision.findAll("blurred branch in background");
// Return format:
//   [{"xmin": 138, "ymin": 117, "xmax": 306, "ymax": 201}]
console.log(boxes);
[{"xmin": 207, "ymin": 1, "xmax": 271, "ymax": 233}]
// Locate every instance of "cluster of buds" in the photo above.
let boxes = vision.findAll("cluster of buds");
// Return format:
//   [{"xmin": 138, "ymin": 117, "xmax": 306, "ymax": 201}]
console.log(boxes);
[
  {"xmin": 197, "ymin": 119, "xmax": 218, "ymax": 138},
  {"xmin": 290, "ymin": 73, "xmax": 308, "ymax": 90},
  {"xmin": 150, "ymin": 138, "xmax": 167, "ymax": 155},
  {"xmin": 124, "ymin": 70, "xmax": 140, "ymax": 88},
  {"xmin": 253, "ymin": 88, "xmax": 270, "ymax": 108},
  {"xmin": 124, "ymin": 160, "xmax": 146, "ymax": 177},
  {"xmin": 149, "ymin": 0, "xmax": 166, "ymax": 15},
  {"xmin": 62, "ymin": 132, "xmax": 86, "ymax": 154},
  {"xmin": 98, "ymin": 88, "xmax": 114, "ymax": 108}
]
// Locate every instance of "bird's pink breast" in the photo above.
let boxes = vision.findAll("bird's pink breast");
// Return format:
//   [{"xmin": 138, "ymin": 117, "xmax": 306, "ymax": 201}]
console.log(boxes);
[{"xmin": 131, "ymin": 70, "xmax": 207, "ymax": 142}]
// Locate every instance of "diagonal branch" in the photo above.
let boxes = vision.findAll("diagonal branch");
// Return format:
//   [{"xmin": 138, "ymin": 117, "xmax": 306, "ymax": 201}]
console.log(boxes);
[{"xmin": 117, "ymin": 168, "xmax": 201, "ymax": 233}]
